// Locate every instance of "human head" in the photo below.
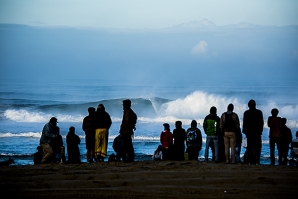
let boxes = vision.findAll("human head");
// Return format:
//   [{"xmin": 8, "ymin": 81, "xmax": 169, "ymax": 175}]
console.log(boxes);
[
  {"xmin": 281, "ymin": 118, "xmax": 287, "ymax": 125},
  {"xmin": 97, "ymin": 104, "xmax": 105, "ymax": 112},
  {"xmin": 88, "ymin": 107, "xmax": 95, "ymax": 115},
  {"xmin": 123, "ymin": 99, "xmax": 131, "ymax": 109},
  {"xmin": 248, "ymin": 99, "xmax": 256, "ymax": 109},
  {"xmin": 49, "ymin": 117, "xmax": 58, "ymax": 126},
  {"xmin": 69, "ymin": 126, "xmax": 75, "ymax": 133},
  {"xmin": 163, "ymin": 123, "xmax": 170, "ymax": 131},
  {"xmin": 227, "ymin": 104, "xmax": 234, "ymax": 112},
  {"xmin": 271, "ymin": 108, "xmax": 279, "ymax": 117},
  {"xmin": 175, "ymin": 121, "xmax": 182, "ymax": 128},
  {"xmin": 191, "ymin": 120, "xmax": 197, "ymax": 128},
  {"xmin": 210, "ymin": 106, "xmax": 217, "ymax": 115}
]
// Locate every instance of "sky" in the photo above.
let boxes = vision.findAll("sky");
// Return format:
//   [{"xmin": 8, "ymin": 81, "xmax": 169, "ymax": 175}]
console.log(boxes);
[
  {"xmin": 0, "ymin": 0, "xmax": 298, "ymax": 29},
  {"xmin": 0, "ymin": 0, "xmax": 297, "ymax": 84}
]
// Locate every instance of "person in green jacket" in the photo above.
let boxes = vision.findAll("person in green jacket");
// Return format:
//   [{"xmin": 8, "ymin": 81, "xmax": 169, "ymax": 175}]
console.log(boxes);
[{"xmin": 203, "ymin": 106, "xmax": 221, "ymax": 163}]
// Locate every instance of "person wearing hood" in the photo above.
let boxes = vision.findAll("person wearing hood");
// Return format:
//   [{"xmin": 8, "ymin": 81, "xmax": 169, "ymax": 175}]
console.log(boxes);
[{"xmin": 94, "ymin": 104, "xmax": 112, "ymax": 162}]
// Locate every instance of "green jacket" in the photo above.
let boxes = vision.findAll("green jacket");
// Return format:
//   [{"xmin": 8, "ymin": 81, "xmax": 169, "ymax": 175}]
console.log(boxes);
[{"xmin": 203, "ymin": 114, "xmax": 220, "ymax": 136}]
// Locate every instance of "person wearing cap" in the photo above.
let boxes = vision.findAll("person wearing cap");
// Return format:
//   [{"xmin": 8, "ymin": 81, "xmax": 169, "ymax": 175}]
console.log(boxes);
[
  {"xmin": 186, "ymin": 120, "xmax": 202, "ymax": 160},
  {"xmin": 40, "ymin": 117, "xmax": 58, "ymax": 163},
  {"xmin": 160, "ymin": 123, "xmax": 173, "ymax": 160},
  {"xmin": 94, "ymin": 104, "xmax": 112, "ymax": 162},
  {"xmin": 119, "ymin": 99, "xmax": 137, "ymax": 162},
  {"xmin": 242, "ymin": 99, "xmax": 264, "ymax": 165}
]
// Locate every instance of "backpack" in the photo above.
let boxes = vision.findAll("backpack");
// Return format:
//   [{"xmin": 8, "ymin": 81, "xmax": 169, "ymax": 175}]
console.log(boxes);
[
  {"xmin": 224, "ymin": 113, "xmax": 236, "ymax": 132},
  {"xmin": 113, "ymin": 134, "xmax": 125, "ymax": 153},
  {"xmin": 187, "ymin": 128, "xmax": 198, "ymax": 144}
]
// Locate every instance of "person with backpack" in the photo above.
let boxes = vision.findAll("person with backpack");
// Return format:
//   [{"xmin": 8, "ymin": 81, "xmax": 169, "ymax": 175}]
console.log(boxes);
[
  {"xmin": 186, "ymin": 120, "xmax": 202, "ymax": 161},
  {"xmin": 220, "ymin": 103, "xmax": 240, "ymax": 164},
  {"xmin": 203, "ymin": 106, "xmax": 220, "ymax": 163},
  {"xmin": 120, "ymin": 99, "xmax": 137, "ymax": 162}
]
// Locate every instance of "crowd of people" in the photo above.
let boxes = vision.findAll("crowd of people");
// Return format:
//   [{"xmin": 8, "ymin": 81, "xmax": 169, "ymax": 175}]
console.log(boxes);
[
  {"xmin": 35, "ymin": 98, "xmax": 295, "ymax": 166},
  {"xmin": 155, "ymin": 99, "xmax": 294, "ymax": 166}
]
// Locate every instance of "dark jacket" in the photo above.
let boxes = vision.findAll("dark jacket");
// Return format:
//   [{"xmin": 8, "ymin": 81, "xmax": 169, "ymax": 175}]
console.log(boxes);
[
  {"xmin": 40, "ymin": 123, "xmax": 56, "ymax": 145},
  {"xmin": 173, "ymin": 128, "xmax": 186, "ymax": 147},
  {"xmin": 242, "ymin": 108, "xmax": 264, "ymax": 136},
  {"xmin": 82, "ymin": 114, "xmax": 96, "ymax": 136},
  {"xmin": 186, "ymin": 127, "xmax": 202, "ymax": 148},
  {"xmin": 220, "ymin": 111, "xmax": 240, "ymax": 133},
  {"xmin": 95, "ymin": 111, "xmax": 112, "ymax": 129},
  {"xmin": 267, "ymin": 116, "xmax": 282, "ymax": 138},
  {"xmin": 66, "ymin": 132, "xmax": 81, "ymax": 163},
  {"xmin": 120, "ymin": 108, "xmax": 137, "ymax": 134}
]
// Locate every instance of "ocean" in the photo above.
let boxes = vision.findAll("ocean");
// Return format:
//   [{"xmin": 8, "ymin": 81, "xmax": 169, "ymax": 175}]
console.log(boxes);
[{"xmin": 0, "ymin": 78, "xmax": 297, "ymax": 165}]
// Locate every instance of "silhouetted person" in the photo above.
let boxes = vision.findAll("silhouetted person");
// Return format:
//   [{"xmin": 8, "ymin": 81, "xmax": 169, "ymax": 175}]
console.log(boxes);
[
  {"xmin": 51, "ymin": 126, "xmax": 66, "ymax": 163},
  {"xmin": 220, "ymin": 104, "xmax": 240, "ymax": 164},
  {"xmin": 82, "ymin": 107, "xmax": 96, "ymax": 163},
  {"xmin": 267, "ymin": 108, "xmax": 282, "ymax": 165},
  {"xmin": 186, "ymin": 120, "xmax": 202, "ymax": 161},
  {"xmin": 280, "ymin": 118, "xmax": 292, "ymax": 165},
  {"xmin": 40, "ymin": 117, "xmax": 58, "ymax": 163},
  {"xmin": 95, "ymin": 104, "xmax": 112, "ymax": 162},
  {"xmin": 203, "ymin": 106, "xmax": 220, "ymax": 163},
  {"xmin": 160, "ymin": 123, "xmax": 173, "ymax": 160},
  {"xmin": 172, "ymin": 121, "xmax": 186, "ymax": 160},
  {"xmin": 242, "ymin": 99, "xmax": 264, "ymax": 165},
  {"xmin": 119, "ymin": 99, "xmax": 137, "ymax": 162},
  {"xmin": 66, "ymin": 126, "xmax": 81, "ymax": 164}
]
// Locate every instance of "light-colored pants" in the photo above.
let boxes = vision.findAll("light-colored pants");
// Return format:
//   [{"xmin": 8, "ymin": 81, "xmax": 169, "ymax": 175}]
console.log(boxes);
[
  {"xmin": 224, "ymin": 132, "xmax": 236, "ymax": 163},
  {"xmin": 41, "ymin": 143, "xmax": 53, "ymax": 163},
  {"xmin": 95, "ymin": 128, "xmax": 108, "ymax": 158}
]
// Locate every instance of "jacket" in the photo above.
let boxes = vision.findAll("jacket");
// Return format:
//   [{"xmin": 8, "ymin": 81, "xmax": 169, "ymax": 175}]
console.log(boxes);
[
  {"xmin": 203, "ymin": 114, "xmax": 220, "ymax": 136},
  {"xmin": 220, "ymin": 111, "xmax": 240, "ymax": 133},
  {"xmin": 120, "ymin": 108, "xmax": 137, "ymax": 134},
  {"xmin": 40, "ymin": 122, "xmax": 56, "ymax": 145},
  {"xmin": 160, "ymin": 130, "xmax": 173, "ymax": 148},
  {"xmin": 267, "ymin": 116, "xmax": 282, "ymax": 138},
  {"xmin": 242, "ymin": 108, "xmax": 264, "ymax": 136}
]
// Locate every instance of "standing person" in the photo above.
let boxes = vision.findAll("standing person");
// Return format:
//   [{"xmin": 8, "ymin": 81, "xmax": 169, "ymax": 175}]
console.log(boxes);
[
  {"xmin": 94, "ymin": 104, "xmax": 112, "ymax": 162},
  {"xmin": 39, "ymin": 117, "xmax": 58, "ymax": 164},
  {"xmin": 267, "ymin": 108, "xmax": 282, "ymax": 166},
  {"xmin": 119, "ymin": 99, "xmax": 137, "ymax": 162},
  {"xmin": 203, "ymin": 106, "xmax": 220, "ymax": 163},
  {"xmin": 66, "ymin": 126, "xmax": 81, "ymax": 164},
  {"xmin": 82, "ymin": 107, "xmax": 96, "ymax": 163},
  {"xmin": 51, "ymin": 126, "xmax": 66, "ymax": 163},
  {"xmin": 186, "ymin": 120, "xmax": 202, "ymax": 161},
  {"xmin": 220, "ymin": 104, "xmax": 240, "ymax": 164},
  {"xmin": 160, "ymin": 123, "xmax": 173, "ymax": 160},
  {"xmin": 280, "ymin": 118, "xmax": 292, "ymax": 165},
  {"xmin": 172, "ymin": 121, "xmax": 186, "ymax": 160},
  {"xmin": 242, "ymin": 99, "xmax": 264, "ymax": 165}
]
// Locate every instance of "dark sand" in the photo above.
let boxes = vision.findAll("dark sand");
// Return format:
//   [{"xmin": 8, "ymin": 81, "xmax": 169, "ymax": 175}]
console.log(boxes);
[{"xmin": 1, "ymin": 161, "xmax": 297, "ymax": 199}]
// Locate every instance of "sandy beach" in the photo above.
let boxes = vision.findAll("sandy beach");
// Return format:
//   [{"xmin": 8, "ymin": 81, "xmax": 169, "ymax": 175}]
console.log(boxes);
[{"xmin": 1, "ymin": 161, "xmax": 297, "ymax": 199}]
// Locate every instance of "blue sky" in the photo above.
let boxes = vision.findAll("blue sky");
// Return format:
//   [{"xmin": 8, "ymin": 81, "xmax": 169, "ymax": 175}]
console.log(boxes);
[
  {"xmin": 0, "ymin": 0, "xmax": 298, "ymax": 29},
  {"xmin": 0, "ymin": 0, "xmax": 297, "ymax": 84}
]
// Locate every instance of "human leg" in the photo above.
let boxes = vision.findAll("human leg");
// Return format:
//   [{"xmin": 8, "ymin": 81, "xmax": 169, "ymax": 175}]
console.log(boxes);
[
  {"xmin": 269, "ymin": 138, "xmax": 276, "ymax": 165},
  {"xmin": 41, "ymin": 143, "xmax": 53, "ymax": 163},
  {"xmin": 224, "ymin": 132, "xmax": 231, "ymax": 163},
  {"xmin": 230, "ymin": 132, "xmax": 236, "ymax": 163},
  {"xmin": 204, "ymin": 136, "xmax": 211, "ymax": 162}
]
